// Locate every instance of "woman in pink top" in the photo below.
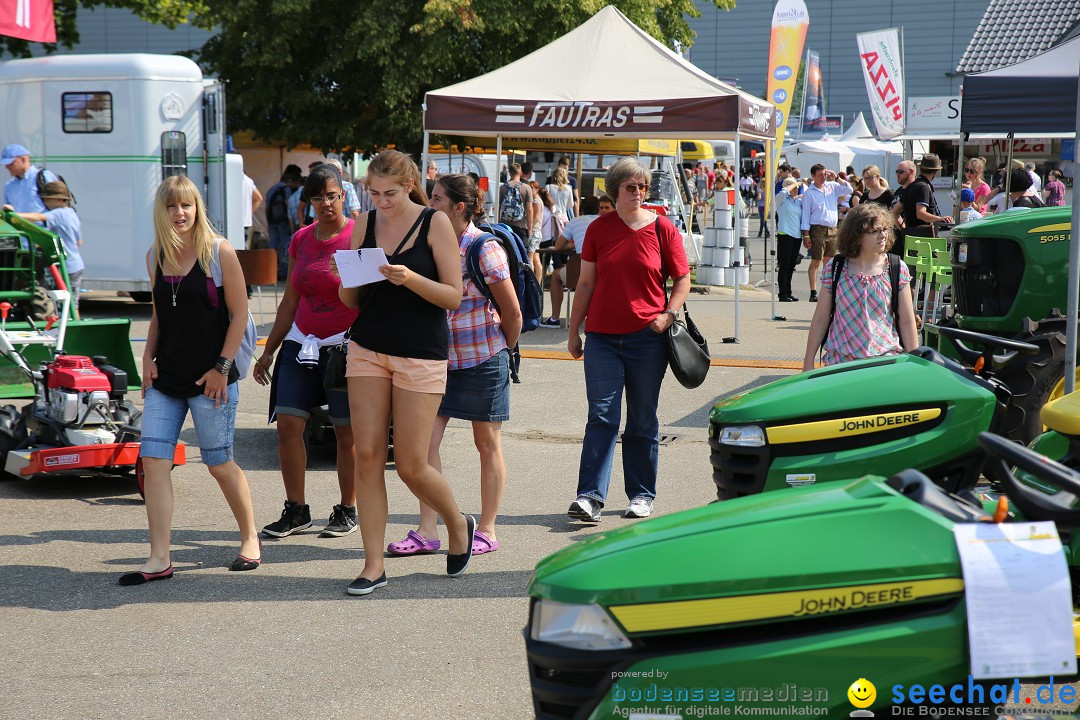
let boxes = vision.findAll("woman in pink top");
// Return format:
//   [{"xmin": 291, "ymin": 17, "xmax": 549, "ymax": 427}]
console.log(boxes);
[
  {"xmin": 253, "ymin": 164, "xmax": 360, "ymax": 540},
  {"xmin": 963, "ymin": 157, "xmax": 992, "ymax": 201},
  {"xmin": 1043, "ymin": 170, "xmax": 1067, "ymax": 206}
]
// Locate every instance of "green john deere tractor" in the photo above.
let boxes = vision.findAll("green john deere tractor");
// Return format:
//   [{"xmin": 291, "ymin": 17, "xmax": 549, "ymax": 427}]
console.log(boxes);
[
  {"xmin": 0, "ymin": 209, "xmax": 138, "ymax": 399},
  {"xmin": 930, "ymin": 206, "xmax": 1073, "ymax": 441}
]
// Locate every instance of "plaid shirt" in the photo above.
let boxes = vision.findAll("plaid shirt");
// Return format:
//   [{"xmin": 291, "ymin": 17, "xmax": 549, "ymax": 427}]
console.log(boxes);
[{"xmin": 448, "ymin": 223, "xmax": 511, "ymax": 370}]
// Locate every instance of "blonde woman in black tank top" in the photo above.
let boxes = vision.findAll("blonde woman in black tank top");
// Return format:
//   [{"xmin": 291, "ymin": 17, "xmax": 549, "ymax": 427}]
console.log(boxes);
[{"xmin": 337, "ymin": 150, "xmax": 475, "ymax": 595}]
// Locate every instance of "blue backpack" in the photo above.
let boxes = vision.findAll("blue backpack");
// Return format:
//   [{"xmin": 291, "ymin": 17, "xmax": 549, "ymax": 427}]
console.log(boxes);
[{"xmin": 466, "ymin": 222, "xmax": 543, "ymax": 382}]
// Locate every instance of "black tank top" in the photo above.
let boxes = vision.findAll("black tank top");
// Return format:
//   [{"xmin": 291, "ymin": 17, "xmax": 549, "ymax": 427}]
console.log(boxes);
[
  {"xmin": 152, "ymin": 260, "xmax": 238, "ymax": 397},
  {"xmin": 350, "ymin": 208, "xmax": 449, "ymax": 361}
]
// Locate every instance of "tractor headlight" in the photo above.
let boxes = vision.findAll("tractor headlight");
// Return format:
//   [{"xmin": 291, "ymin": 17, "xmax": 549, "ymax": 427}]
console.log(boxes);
[
  {"xmin": 530, "ymin": 600, "xmax": 631, "ymax": 651},
  {"xmin": 719, "ymin": 425, "xmax": 766, "ymax": 447}
]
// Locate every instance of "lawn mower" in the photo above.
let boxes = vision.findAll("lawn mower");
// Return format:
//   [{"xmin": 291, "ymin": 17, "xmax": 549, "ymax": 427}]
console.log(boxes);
[
  {"xmin": 0, "ymin": 264, "xmax": 184, "ymax": 492},
  {"xmin": 526, "ymin": 399, "xmax": 1080, "ymax": 719},
  {"xmin": 708, "ymin": 325, "xmax": 1048, "ymax": 501}
]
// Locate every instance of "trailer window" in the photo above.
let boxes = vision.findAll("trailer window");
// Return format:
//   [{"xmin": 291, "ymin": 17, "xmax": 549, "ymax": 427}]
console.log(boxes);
[
  {"xmin": 161, "ymin": 131, "xmax": 187, "ymax": 179},
  {"xmin": 62, "ymin": 92, "xmax": 112, "ymax": 133}
]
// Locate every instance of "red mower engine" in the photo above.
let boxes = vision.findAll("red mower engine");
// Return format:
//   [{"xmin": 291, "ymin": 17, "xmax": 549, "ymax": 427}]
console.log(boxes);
[{"xmin": 45, "ymin": 355, "xmax": 113, "ymax": 424}]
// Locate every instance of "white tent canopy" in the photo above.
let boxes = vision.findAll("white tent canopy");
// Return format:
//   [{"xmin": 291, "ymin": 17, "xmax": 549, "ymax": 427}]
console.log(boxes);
[
  {"xmin": 424, "ymin": 5, "xmax": 774, "ymax": 142},
  {"xmin": 785, "ymin": 113, "xmax": 902, "ymax": 176},
  {"xmin": 839, "ymin": 113, "xmax": 874, "ymax": 142}
]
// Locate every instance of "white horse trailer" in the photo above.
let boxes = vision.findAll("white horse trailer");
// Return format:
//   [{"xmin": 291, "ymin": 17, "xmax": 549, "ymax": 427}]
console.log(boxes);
[{"xmin": 0, "ymin": 53, "xmax": 244, "ymax": 299}]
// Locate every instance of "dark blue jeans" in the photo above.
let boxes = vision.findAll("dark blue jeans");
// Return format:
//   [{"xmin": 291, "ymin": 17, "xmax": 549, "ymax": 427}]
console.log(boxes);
[{"xmin": 576, "ymin": 326, "xmax": 668, "ymax": 506}]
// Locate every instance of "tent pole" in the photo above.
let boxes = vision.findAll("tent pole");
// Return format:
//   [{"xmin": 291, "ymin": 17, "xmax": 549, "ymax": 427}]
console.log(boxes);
[
  {"xmin": 724, "ymin": 131, "xmax": 742, "ymax": 344},
  {"xmin": 955, "ymin": 139, "xmax": 965, "ymax": 221},
  {"xmin": 1003, "ymin": 132, "xmax": 1014, "ymax": 208},
  {"xmin": 1065, "ymin": 73, "xmax": 1080, "ymax": 395},
  {"xmin": 495, "ymin": 135, "xmax": 503, "ymax": 223},
  {"xmin": 421, "ymin": 131, "xmax": 430, "ymax": 192},
  {"xmin": 767, "ymin": 138, "xmax": 781, "ymax": 321}
]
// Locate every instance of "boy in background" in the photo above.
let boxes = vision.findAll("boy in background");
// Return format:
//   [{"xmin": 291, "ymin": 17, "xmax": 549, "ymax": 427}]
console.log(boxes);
[
  {"xmin": 957, "ymin": 188, "xmax": 982, "ymax": 225},
  {"xmin": 4, "ymin": 179, "xmax": 84, "ymax": 313}
]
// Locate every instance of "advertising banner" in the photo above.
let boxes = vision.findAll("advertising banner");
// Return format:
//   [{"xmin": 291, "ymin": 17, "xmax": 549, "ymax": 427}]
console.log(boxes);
[
  {"xmin": 0, "ymin": 0, "xmax": 55, "ymax": 43},
  {"xmin": 800, "ymin": 50, "xmax": 825, "ymax": 135},
  {"xmin": 856, "ymin": 28, "xmax": 905, "ymax": 139},
  {"xmin": 764, "ymin": 0, "xmax": 809, "ymax": 198},
  {"xmin": 906, "ymin": 96, "xmax": 961, "ymax": 133}
]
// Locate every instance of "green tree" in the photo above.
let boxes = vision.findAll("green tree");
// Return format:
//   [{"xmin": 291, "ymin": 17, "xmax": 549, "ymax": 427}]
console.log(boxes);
[
  {"xmin": 0, "ymin": 0, "xmax": 208, "ymax": 57},
  {"xmin": 197, "ymin": 0, "xmax": 735, "ymax": 155}
]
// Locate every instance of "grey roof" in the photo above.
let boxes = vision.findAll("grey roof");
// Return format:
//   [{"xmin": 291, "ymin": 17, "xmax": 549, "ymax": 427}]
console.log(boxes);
[{"xmin": 956, "ymin": 0, "xmax": 1080, "ymax": 74}]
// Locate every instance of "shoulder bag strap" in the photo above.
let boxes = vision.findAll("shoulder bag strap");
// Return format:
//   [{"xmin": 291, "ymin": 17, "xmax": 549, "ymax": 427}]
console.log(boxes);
[{"xmin": 389, "ymin": 208, "xmax": 432, "ymax": 260}]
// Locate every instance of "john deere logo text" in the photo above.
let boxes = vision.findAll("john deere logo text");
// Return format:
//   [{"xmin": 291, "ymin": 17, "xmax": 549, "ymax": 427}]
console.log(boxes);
[
  {"xmin": 795, "ymin": 586, "xmax": 913, "ymax": 616},
  {"xmin": 841, "ymin": 412, "xmax": 922, "ymax": 432},
  {"xmin": 495, "ymin": 101, "xmax": 664, "ymax": 129}
]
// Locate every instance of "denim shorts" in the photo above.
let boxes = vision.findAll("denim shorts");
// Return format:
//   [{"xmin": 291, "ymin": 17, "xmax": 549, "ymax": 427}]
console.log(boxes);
[
  {"xmin": 439, "ymin": 349, "xmax": 510, "ymax": 422},
  {"xmin": 140, "ymin": 384, "xmax": 239, "ymax": 466},
  {"xmin": 273, "ymin": 340, "xmax": 350, "ymax": 425}
]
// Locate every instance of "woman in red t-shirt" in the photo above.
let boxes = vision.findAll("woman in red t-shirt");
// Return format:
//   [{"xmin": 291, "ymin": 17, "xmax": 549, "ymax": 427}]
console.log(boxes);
[
  {"xmin": 252, "ymin": 164, "xmax": 360, "ymax": 541},
  {"xmin": 566, "ymin": 158, "xmax": 691, "ymax": 523}
]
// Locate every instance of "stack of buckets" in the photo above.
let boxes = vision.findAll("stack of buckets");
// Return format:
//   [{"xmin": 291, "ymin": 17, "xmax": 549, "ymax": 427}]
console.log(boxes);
[{"xmin": 698, "ymin": 189, "xmax": 750, "ymax": 287}]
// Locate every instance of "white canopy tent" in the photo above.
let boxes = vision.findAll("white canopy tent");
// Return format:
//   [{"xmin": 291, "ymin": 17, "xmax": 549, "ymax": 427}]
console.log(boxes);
[
  {"xmin": 422, "ymin": 5, "xmax": 777, "ymax": 336},
  {"xmin": 786, "ymin": 113, "xmax": 902, "ymax": 176}
]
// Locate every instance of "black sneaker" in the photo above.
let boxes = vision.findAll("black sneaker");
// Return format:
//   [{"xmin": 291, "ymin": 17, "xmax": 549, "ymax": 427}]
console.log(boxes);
[
  {"xmin": 540, "ymin": 317, "xmax": 561, "ymax": 327},
  {"xmin": 320, "ymin": 504, "xmax": 358, "ymax": 537},
  {"xmin": 809, "ymin": 291, "xmax": 819, "ymax": 303},
  {"xmin": 262, "ymin": 501, "xmax": 312, "ymax": 538},
  {"xmin": 347, "ymin": 573, "xmax": 387, "ymax": 596}
]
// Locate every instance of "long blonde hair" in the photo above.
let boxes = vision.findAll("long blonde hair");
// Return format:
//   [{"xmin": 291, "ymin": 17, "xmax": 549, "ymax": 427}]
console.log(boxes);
[
  {"xmin": 551, "ymin": 166, "xmax": 569, "ymax": 190},
  {"xmin": 367, "ymin": 150, "xmax": 427, "ymax": 205},
  {"xmin": 152, "ymin": 175, "xmax": 217, "ymax": 274}
]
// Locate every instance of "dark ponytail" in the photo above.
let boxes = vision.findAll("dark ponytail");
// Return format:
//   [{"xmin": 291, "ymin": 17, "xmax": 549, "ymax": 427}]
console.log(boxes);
[{"xmin": 434, "ymin": 173, "xmax": 485, "ymax": 222}]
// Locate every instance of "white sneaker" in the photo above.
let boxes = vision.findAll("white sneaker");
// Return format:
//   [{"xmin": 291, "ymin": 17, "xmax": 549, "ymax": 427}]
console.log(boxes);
[
  {"xmin": 568, "ymin": 496, "xmax": 602, "ymax": 523},
  {"xmin": 624, "ymin": 496, "xmax": 654, "ymax": 518}
]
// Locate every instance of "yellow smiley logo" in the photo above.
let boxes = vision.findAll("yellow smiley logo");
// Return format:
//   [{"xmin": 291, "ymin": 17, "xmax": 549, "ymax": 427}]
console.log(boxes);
[{"xmin": 848, "ymin": 678, "xmax": 876, "ymax": 709}]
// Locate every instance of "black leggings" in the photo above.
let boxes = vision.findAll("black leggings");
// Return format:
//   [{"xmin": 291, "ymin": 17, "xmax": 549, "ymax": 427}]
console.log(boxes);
[{"xmin": 776, "ymin": 233, "xmax": 800, "ymax": 298}]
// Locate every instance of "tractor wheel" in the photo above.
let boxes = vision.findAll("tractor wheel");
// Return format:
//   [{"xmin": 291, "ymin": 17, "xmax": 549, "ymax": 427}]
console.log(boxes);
[
  {"xmin": 996, "ymin": 316, "xmax": 1075, "ymax": 443},
  {"xmin": 129, "ymin": 292, "xmax": 153, "ymax": 304},
  {"xmin": 20, "ymin": 285, "xmax": 55, "ymax": 322}
]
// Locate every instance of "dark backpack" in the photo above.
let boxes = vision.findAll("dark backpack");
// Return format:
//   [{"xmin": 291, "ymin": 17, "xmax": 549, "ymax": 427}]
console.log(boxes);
[
  {"xmin": 35, "ymin": 167, "xmax": 72, "ymax": 204},
  {"xmin": 267, "ymin": 183, "xmax": 292, "ymax": 224},
  {"xmin": 500, "ymin": 182, "xmax": 526, "ymax": 223},
  {"xmin": 821, "ymin": 253, "xmax": 903, "ymax": 354},
  {"xmin": 467, "ymin": 222, "xmax": 544, "ymax": 382}
]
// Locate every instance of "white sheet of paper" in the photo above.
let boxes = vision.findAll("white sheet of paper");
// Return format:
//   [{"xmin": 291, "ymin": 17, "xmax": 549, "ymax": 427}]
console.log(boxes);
[
  {"xmin": 334, "ymin": 247, "xmax": 388, "ymax": 288},
  {"xmin": 954, "ymin": 521, "xmax": 1076, "ymax": 679}
]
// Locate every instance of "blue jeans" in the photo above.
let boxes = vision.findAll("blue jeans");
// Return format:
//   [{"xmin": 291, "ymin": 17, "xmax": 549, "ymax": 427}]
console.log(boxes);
[
  {"xmin": 140, "ymin": 384, "xmax": 239, "ymax": 466},
  {"xmin": 577, "ymin": 326, "xmax": 668, "ymax": 506},
  {"xmin": 268, "ymin": 221, "xmax": 292, "ymax": 278}
]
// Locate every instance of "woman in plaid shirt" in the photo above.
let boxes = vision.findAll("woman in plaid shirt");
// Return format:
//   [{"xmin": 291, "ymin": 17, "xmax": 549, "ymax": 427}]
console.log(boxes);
[{"xmin": 386, "ymin": 173, "xmax": 523, "ymax": 557}]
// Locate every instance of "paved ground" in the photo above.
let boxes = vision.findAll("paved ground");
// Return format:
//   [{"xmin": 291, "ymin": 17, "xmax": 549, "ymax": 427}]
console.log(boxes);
[{"xmin": 0, "ymin": 248, "xmax": 819, "ymax": 720}]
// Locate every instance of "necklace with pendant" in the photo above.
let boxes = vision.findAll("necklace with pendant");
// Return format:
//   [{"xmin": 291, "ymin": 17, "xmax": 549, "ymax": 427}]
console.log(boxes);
[
  {"xmin": 316, "ymin": 217, "xmax": 347, "ymax": 242},
  {"xmin": 169, "ymin": 277, "xmax": 179, "ymax": 307}
]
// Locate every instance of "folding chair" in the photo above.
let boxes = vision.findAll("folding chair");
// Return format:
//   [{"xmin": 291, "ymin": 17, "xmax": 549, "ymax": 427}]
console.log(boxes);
[{"xmin": 235, "ymin": 249, "xmax": 279, "ymax": 324}]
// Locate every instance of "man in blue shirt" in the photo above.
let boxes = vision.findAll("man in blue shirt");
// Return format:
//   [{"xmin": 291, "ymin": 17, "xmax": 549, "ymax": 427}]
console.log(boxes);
[
  {"xmin": 800, "ymin": 163, "xmax": 850, "ymax": 302},
  {"xmin": 2, "ymin": 143, "xmax": 57, "ymax": 218}
]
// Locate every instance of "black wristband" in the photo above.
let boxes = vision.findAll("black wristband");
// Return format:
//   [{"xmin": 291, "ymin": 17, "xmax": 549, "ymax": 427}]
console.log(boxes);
[{"xmin": 215, "ymin": 356, "xmax": 233, "ymax": 375}]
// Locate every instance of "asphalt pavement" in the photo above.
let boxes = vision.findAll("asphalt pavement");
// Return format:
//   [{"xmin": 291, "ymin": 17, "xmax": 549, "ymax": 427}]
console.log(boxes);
[{"xmin": 0, "ymin": 243, "xmax": 817, "ymax": 720}]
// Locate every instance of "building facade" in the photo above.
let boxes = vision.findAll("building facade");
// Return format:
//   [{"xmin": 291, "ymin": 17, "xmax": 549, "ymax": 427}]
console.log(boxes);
[{"xmin": 686, "ymin": 0, "xmax": 988, "ymax": 133}]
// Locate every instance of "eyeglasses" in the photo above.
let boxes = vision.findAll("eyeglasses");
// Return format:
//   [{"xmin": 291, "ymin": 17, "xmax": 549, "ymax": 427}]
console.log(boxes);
[
  {"xmin": 622, "ymin": 183, "xmax": 649, "ymax": 194},
  {"xmin": 964, "ymin": 167, "xmax": 977, "ymax": 174},
  {"xmin": 310, "ymin": 193, "xmax": 341, "ymax": 205}
]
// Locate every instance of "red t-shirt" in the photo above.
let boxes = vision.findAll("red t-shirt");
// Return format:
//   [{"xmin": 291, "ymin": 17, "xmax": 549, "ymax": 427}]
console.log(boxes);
[
  {"xmin": 288, "ymin": 219, "xmax": 359, "ymax": 338},
  {"xmin": 581, "ymin": 212, "xmax": 690, "ymax": 334}
]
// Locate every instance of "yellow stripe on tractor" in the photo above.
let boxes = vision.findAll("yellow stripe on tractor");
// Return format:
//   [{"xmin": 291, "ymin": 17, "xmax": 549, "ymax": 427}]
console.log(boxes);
[{"xmin": 766, "ymin": 409, "xmax": 942, "ymax": 444}]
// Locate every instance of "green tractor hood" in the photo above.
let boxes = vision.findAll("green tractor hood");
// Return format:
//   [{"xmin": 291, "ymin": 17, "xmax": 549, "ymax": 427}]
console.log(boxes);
[
  {"xmin": 529, "ymin": 477, "xmax": 963, "ymax": 633},
  {"xmin": 710, "ymin": 353, "xmax": 992, "ymax": 426}
]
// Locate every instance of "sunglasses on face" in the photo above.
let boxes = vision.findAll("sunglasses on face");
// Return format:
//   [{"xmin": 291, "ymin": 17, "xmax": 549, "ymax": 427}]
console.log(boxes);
[
  {"xmin": 896, "ymin": 169, "xmax": 909, "ymax": 176},
  {"xmin": 622, "ymin": 183, "xmax": 648, "ymax": 193},
  {"xmin": 964, "ymin": 167, "xmax": 977, "ymax": 174}
]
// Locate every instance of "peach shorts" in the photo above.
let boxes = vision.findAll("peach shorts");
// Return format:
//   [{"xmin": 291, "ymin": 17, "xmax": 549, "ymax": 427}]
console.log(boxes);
[{"xmin": 345, "ymin": 342, "xmax": 448, "ymax": 394}]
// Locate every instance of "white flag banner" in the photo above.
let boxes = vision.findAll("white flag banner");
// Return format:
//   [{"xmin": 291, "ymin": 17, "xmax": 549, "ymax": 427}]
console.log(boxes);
[{"xmin": 856, "ymin": 28, "xmax": 905, "ymax": 139}]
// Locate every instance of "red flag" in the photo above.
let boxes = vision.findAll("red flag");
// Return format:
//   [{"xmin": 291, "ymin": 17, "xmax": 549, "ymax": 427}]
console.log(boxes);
[{"xmin": 0, "ymin": 0, "xmax": 56, "ymax": 43}]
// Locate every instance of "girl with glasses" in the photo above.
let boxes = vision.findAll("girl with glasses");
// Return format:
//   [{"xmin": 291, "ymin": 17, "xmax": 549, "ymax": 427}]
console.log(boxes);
[
  {"xmin": 254, "ymin": 164, "xmax": 360, "ymax": 541},
  {"xmin": 962, "ymin": 157, "xmax": 991, "ymax": 203},
  {"xmin": 852, "ymin": 165, "xmax": 893, "ymax": 209},
  {"xmin": 802, "ymin": 203, "xmax": 918, "ymax": 370}
]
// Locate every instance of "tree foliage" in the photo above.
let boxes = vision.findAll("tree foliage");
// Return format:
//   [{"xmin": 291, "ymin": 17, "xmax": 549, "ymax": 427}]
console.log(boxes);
[
  {"xmin": 0, "ymin": 0, "xmax": 207, "ymax": 57},
  {"xmin": 197, "ymin": 0, "xmax": 735, "ymax": 154}
]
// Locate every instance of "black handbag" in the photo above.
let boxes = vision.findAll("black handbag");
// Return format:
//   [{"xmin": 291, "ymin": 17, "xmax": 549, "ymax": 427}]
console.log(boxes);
[
  {"xmin": 323, "ymin": 330, "xmax": 350, "ymax": 391},
  {"xmin": 657, "ymin": 219, "xmax": 710, "ymax": 389}
]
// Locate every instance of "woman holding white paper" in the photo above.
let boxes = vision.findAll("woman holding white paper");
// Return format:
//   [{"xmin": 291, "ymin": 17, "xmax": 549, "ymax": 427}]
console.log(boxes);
[
  {"xmin": 253, "ymin": 164, "xmax": 359, "ymax": 540},
  {"xmin": 338, "ymin": 150, "xmax": 474, "ymax": 596}
]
